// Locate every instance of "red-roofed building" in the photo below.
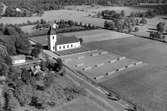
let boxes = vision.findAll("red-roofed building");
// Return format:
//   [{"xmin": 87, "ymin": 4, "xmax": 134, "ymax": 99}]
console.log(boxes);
[{"xmin": 48, "ymin": 24, "xmax": 81, "ymax": 52}]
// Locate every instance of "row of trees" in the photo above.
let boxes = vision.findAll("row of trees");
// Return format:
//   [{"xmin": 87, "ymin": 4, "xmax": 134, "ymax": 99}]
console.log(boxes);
[
  {"xmin": 32, "ymin": 19, "xmax": 97, "ymax": 35},
  {"xmin": 2, "ymin": 0, "xmax": 167, "ymax": 10},
  {"xmin": 101, "ymin": 9, "xmax": 159, "ymax": 20},
  {"xmin": 129, "ymin": 8, "xmax": 167, "ymax": 18},
  {"xmin": 104, "ymin": 17, "xmax": 147, "ymax": 33},
  {"xmin": 101, "ymin": 10, "xmax": 125, "ymax": 20}
]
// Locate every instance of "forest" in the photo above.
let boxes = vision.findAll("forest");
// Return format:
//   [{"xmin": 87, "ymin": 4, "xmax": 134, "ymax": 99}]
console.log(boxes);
[{"xmin": 2, "ymin": 0, "xmax": 167, "ymax": 7}]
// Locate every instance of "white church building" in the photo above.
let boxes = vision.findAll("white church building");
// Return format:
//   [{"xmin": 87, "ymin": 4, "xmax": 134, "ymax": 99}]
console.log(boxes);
[{"xmin": 48, "ymin": 24, "xmax": 81, "ymax": 52}]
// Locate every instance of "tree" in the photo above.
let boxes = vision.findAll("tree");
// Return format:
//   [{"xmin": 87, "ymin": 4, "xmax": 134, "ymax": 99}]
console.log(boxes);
[
  {"xmin": 0, "ymin": 63, "xmax": 9, "ymax": 76},
  {"xmin": 3, "ymin": 89, "xmax": 19, "ymax": 111},
  {"xmin": 104, "ymin": 20, "xmax": 109, "ymax": 29},
  {"xmin": 79, "ymin": 38, "xmax": 83, "ymax": 44},
  {"xmin": 31, "ymin": 44, "xmax": 42, "ymax": 58},
  {"xmin": 2, "ymin": 25, "xmax": 31, "ymax": 55},
  {"xmin": 145, "ymin": 9, "xmax": 156, "ymax": 18},
  {"xmin": 140, "ymin": 17, "xmax": 147, "ymax": 24},
  {"xmin": 15, "ymin": 34, "xmax": 32, "ymax": 55},
  {"xmin": 3, "ymin": 25, "xmax": 19, "ymax": 35},
  {"xmin": 134, "ymin": 27, "xmax": 139, "ymax": 32},
  {"xmin": 40, "ymin": 19, "xmax": 46, "ymax": 24},
  {"xmin": 120, "ymin": 10, "xmax": 125, "ymax": 17},
  {"xmin": 157, "ymin": 22, "xmax": 165, "ymax": 33}
]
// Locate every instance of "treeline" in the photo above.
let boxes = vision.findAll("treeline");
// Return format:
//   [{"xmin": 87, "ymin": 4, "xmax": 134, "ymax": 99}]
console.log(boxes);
[
  {"xmin": 2, "ymin": 0, "xmax": 167, "ymax": 8},
  {"xmin": 0, "ymin": 24, "xmax": 31, "ymax": 56},
  {"xmin": 1, "ymin": 0, "xmax": 167, "ymax": 17}
]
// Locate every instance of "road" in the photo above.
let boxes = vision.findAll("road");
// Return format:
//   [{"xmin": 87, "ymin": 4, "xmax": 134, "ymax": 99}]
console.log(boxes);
[{"xmin": 43, "ymin": 49, "xmax": 132, "ymax": 111}]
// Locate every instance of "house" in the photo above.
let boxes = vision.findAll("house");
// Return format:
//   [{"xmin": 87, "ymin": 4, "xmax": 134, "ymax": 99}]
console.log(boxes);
[
  {"xmin": 48, "ymin": 24, "xmax": 81, "ymax": 52},
  {"xmin": 10, "ymin": 55, "xmax": 26, "ymax": 65}
]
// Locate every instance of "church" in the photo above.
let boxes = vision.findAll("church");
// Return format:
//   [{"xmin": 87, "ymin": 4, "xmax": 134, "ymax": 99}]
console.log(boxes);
[{"xmin": 47, "ymin": 24, "xmax": 81, "ymax": 52}]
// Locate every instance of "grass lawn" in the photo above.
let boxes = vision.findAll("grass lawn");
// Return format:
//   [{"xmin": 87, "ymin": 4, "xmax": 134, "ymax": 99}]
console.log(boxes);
[
  {"xmin": 54, "ymin": 96, "xmax": 108, "ymax": 111},
  {"xmin": 17, "ymin": 96, "xmax": 107, "ymax": 111}
]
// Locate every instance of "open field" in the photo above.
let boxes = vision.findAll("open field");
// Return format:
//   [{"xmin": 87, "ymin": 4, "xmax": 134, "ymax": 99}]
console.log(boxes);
[
  {"xmin": 85, "ymin": 36, "xmax": 167, "ymax": 111},
  {"xmin": 61, "ymin": 50, "xmax": 144, "ymax": 82},
  {"xmin": 29, "ymin": 29, "xmax": 133, "ymax": 47},
  {"xmin": 101, "ymin": 65, "xmax": 167, "ymax": 111}
]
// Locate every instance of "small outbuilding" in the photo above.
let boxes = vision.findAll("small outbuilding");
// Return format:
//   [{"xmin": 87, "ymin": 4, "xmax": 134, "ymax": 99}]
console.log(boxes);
[{"xmin": 10, "ymin": 55, "xmax": 26, "ymax": 65}]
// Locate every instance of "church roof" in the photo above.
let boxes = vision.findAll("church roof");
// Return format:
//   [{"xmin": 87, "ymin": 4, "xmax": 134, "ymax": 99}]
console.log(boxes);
[{"xmin": 56, "ymin": 35, "xmax": 80, "ymax": 45}]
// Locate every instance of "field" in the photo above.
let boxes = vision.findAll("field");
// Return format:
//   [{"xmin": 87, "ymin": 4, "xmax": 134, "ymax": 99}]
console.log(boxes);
[
  {"xmin": 61, "ymin": 29, "xmax": 133, "ymax": 43},
  {"xmin": 101, "ymin": 65, "xmax": 167, "ymax": 111},
  {"xmin": 86, "ymin": 36, "xmax": 167, "ymax": 111},
  {"xmin": 61, "ymin": 50, "xmax": 144, "ymax": 82},
  {"xmin": 86, "ymin": 36, "xmax": 167, "ymax": 66}
]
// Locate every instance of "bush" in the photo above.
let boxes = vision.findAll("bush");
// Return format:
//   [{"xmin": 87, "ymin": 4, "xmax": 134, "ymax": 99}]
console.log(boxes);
[
  {"xmin": 157, "ymin": 22, "xmax": 165, "ymax": 33},
  {"xmin": 31, "ymin": 44, "xmax": 42, "ymax": 58},
  {"xmin": 3, "ymin": 89, "xmax": 19, "ymax": 111},
  {"xmin": 13, "ymin": 84, "xmax": 33, "ymax": 106},
  {"xmin": 29, "ymin": 96, "xmax": 44, "ymax": 109},
  {"xmin": 134, "ymin": 27, "xmax": 139, "ymax": 32},
  {"xmin": 140, "ymin": 18, "xmax": 147, "ymax": 24}
]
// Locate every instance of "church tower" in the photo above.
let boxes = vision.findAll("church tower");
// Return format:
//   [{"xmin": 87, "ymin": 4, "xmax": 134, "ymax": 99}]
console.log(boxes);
[{"xmin": 48, "ymin": 23, "xmax": 58, "ymax": 52}]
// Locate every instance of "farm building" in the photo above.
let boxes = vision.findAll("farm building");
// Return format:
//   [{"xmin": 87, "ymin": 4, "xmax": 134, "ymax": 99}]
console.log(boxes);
[
  {"xmin": 10, "ymin": 55, "xmax": 26, "ymax": 65},
  {"xmin": 48, "ymin": 24, "xmax": 81, "ymax": 52}
]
